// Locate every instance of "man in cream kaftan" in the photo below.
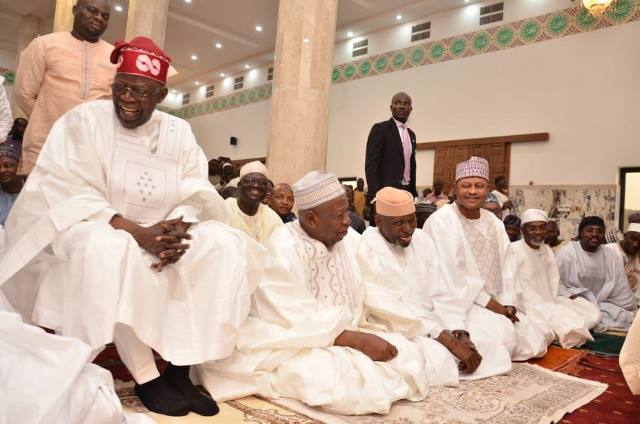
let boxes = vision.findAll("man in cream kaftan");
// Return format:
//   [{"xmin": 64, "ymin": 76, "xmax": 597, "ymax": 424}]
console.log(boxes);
[
  {"xmin": 198, "ymin": 172, "xmax": 431, "ymax": 415},
  {"xmin": 0, "ymin": 37, "xmax": 263, "ymax": 417},
  {"xmin": 509, "ymin": 210, "xmax": 600, "ymax": 348},
  {"xmin": 357, "ymin": 211, "xmax": 512, "ymax": 381},
  {"xmin": 423, "ymin": 157, "xmax": 548, "ymax": 361}
]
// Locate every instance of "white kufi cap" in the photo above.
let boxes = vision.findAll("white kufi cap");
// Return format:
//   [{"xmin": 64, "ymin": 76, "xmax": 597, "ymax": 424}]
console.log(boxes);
[
  {"xmin": 521, "ymin": 208, "xmax": 549, "ymax": 225},
  {"xmin": 240, "ymin": 160, "xmax": 268, "ymax": 178},
  {"xmin": 292, "ymin": 171, "xmax": 345, "ymax": 211}
]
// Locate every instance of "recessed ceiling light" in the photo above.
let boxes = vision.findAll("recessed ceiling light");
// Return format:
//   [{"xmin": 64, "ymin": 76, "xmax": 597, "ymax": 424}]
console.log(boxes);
[
  {"xmin": 303, "ymin": 38, "xmax": 310, "ymax": 43},
  {"xmin": 114, "ymin": 4, "xmax": 123, "ymax": 12},
  {"xmin": 255, "ymin": 25, "xmax": 263, "ymax": 32},
  {"xmin": 347, "ymin": 31, "xmax": 354, "ymax": 37},
  {"xmin": 464, "ymin": 0, "xmax": 470, "ymax": 3},
  {"xmin": 220, "ymin": 72, "xmax": 225, "ymax": 77},
  {"xmin": 194, "ymin": 81, "xmax": 200, "ymax": 85},
  {"xmin": 396, "ymin": 14, "xmax": 403, "ymax": 20},
  {"xmin": 184, "ymin": 0, "xmax": 192, "ymax": 3},
  {"xmin": 244, "ymin": 64, "xmax": 250, "ymax": 69},
  {"xmin": 215, "ymin": 42, "xmax": 222, "ymax": 49},
  {"xmin": 190, "ymin": 54, "xmax": 198, "ymax": 60}
]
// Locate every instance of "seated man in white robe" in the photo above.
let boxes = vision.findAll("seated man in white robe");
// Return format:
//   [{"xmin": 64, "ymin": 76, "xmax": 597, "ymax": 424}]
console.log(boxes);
[
  {"xmin": 509, "ymin": 209, "xmax": 601, "ymax": 348},
  {"xmin": 0, "ymin": 293, "xmax": 152, "ymax": 424},
  {"xmin": 423, "ymin": 156, "xmax": 547, "ymax": 361},
  {"xmin": 556, "ymin": 216, "xmax": 637, "ymax": 332},
  {"xmin": 224, "ymin": 160, "xmax": 283, "ymax": 243},
  {"xmin": 358, "ymin": 187, "xmax": 512, "ymax": 381},
  {"xmin": 0, "ymin": 37, "xmax": 264, "ymax": 417},
  {"xmin": 605, "ymin": 222, "xmax": 640, "ymax": 305},
  {"xmin": 198, "ymin": 171, "xmax": 433, "ymax": 415}
]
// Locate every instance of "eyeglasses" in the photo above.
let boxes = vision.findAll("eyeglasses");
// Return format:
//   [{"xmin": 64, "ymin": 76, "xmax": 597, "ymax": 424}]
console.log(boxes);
[
  {"xmin": 112, "ymin": 82, "xmax": 163, "ymax": 99},
  {"xmin": 241, "ymin": 177, "xmax": 268, "ymax": 188}
]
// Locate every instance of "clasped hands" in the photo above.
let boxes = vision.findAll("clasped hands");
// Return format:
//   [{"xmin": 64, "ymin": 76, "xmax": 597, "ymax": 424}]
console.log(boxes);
[
  {"xmin": 132, "ymin": 216, "xmax": 192, "ymax": 272},
  {"xmin": 437, "ymin": 329, "xmax": 482, "ymax": 374}
]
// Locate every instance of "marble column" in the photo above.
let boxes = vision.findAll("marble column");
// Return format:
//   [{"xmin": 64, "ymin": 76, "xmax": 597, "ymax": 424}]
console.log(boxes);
[
  {"xmin": 12, "ymin": 15, "xmax": 44, "ymax": 117},
  {"xmin": 266, "ymin": 0, "xmax": 338, "ymax": 185},
  {"xmin": 125, "ymin": 0, "xmax": 170, "ymax": 47},
  {"xmin": 53, "ymin": 0, "xmax": 75, "ymax": 33}
]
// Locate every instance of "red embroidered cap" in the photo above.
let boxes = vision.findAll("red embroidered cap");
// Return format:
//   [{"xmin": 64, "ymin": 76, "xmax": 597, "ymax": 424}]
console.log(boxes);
[{"xmin": 110, "ymin": 36, "xmax": 172, "ymax": 85}]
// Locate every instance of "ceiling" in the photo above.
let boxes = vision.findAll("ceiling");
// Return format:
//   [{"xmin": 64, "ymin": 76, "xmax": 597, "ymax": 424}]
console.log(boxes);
[{"xmin": 0, "ymin": 0, "xmax": 476, "ymax": 90}]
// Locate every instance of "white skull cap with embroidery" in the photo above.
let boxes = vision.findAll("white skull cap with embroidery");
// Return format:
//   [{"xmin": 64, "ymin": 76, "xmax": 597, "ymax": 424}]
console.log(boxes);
[
  {"xmin": 293, "ymin": 171, "xmax": 345, "ymax": 211},
  {"xmin": 521, "ymin": 209, "xmax": 549, "ymax": 225},
  {"xmin": 629, "ymin": 223, "xmax": 640, "ymax": 233},
  {"xmin": 455, "ymin": 156, "xmax": 490, "ymax": 182},
  {"xmin": 240, "ymin": 160, "xmax": 268, "ymax": 178}
]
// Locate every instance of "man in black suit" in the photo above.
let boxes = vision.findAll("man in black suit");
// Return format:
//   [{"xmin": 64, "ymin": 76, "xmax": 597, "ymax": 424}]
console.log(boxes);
[{"xmin": 365, "ymin": 92, "xmax": 417, "ymax": 225}]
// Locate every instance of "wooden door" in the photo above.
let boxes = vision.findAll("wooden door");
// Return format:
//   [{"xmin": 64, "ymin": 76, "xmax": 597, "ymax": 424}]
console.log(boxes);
[{"xmin": 433, "ymin": 142, "xmax": 510, "ymax": 194}]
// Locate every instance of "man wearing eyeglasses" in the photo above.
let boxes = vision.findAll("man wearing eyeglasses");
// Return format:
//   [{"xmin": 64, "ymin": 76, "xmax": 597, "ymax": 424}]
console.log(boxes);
[
  {"xmin": 0, "ymin": 37, "xmax": 266, "ymax": 418},
  {"xmin": 14, "ymin": 0, "xmax": 116, "ymax": 176},
  {"xmin": 224, "ymin": 160, "xmax": 283, "ymax": 243}
]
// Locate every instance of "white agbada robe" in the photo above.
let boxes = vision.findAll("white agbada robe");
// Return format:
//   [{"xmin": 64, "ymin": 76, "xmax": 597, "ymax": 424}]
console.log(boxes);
[
  {"xmin": 556, "ymin": 241, "xmax": 637, "ymax": 332},
  {"xmin": 198, "ymin": 221, "xmax": 431, "ymax": 415},
  {"xmin": 0, "ymin": 100, "xmax": 265, "ymax": 367},
  {"xmin": 509, "ymin": 239, "xmax": 601, "ymax": 348},
  {"xmin": 224, "ymin": 197, "xmax": 283, "ymax": 243},
  {"xmin": 357, "ymin": 227, "xmax": 512, "ymax": 381},
  {"xmin": 423, "ymin": 203, "xmax": 547, "ymax": 361},
  {"xmin": 0, "ymin": 293, "xmax": 152, "ymax": 424}
]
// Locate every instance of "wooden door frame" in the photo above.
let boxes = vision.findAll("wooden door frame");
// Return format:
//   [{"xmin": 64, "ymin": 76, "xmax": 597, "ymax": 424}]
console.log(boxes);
[{"xmin": 619, "ymin": 167, "xmax": 640, "ymax": 232}]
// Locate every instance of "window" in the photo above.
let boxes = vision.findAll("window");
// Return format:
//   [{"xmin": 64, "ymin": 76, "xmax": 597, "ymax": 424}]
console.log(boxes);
[
  {"xmin": 479, "ymin": 2, "xmax": 503, "ymax": 25},
  {"xmin": 352, "ymin": 38, "xmax": 368, "ymax": 57},
  {"xmin": 181, "ymin": 93, "xmax": 190, "ymax": 105},
  {"xmin": 205, "ymin": 84, "xmax": 215, "ymax": 98},
  {"xmin": 619, "ymin": 167, "xmax": 640, "ymax": 232},
  {"xmin": 267, "ymin": 67, "xmax": 274, "ymax": 82},
  {"xmin": 411, "ymin": 21, "xmax": 431, "ymax": 42},
  {"xmin": 234, "ymin": 76, "xmax": 244, "ymax": 90}
]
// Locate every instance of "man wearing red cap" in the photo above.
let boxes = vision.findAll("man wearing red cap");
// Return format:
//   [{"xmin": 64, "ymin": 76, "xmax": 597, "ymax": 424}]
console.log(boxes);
[{"xmin": 0, "ymin": 37, "xmax": 265, "ymax": 417}]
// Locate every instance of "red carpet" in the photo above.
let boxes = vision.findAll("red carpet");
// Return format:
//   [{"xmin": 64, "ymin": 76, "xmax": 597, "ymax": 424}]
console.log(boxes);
[{"xmin": 559, "ymin": 354, "xmax": 640, "ymax": 423}]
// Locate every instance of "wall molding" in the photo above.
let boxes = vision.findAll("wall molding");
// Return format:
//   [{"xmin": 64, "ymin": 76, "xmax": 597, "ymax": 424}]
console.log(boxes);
[{"xmin": 171, "ymin": 0, "xmax": 640, "ymax": 120}]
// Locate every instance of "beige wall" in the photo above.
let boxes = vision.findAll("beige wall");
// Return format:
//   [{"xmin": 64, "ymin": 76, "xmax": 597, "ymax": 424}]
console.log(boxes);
[
  {"xmin": 328, "ymin": 21, "xmax": 640, "ymax": 186},
  {"xmin": 188, "ymin": 99, "xmax": 270, "ymax": 160},
  {"xmin": 189, "ymin": 20, "xmax": 640, "ymax": 187}
]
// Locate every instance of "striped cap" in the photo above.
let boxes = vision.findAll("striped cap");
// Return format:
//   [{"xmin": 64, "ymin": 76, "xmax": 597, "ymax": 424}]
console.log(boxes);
[
  {"xmin": 455, "ymin": 156, "xmax": 489, "ymax": 182},
  {"xmin": 292, "ymin": 171, "xmax": 345, "ymax": 211}
]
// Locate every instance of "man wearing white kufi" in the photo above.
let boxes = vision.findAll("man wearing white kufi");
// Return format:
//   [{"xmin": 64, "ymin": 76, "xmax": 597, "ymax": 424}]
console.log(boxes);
[
  {"xmin": 198, "ymin": 171, "xmax": 432, "ymax": 415},
  {"xmin": 509, "ymin": 209, "xmax": 601, "ymax": 348},
  {"xmin": 605, "ymin": 222, "xmax": 640, "ymax": 305},
  {"xmin": 0, "ymin": 37, "xmax": 264, "ymax": 417},
  {"xmin": 358, "ymin": 187, "xmax": 512, "ymax": 382},
  {"xmin": 423, "ymin": 157, "xmax": 547, "ymax": 361},
  {"xmin": 224, "ymin": 160, "xmax": 282, "ymax": 243}
]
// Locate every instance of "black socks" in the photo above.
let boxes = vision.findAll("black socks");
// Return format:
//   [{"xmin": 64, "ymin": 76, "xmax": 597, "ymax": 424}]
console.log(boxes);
[
  {"xmin": 164, "ymin": 363, "xmax": 220, "ymax": 416},
  {"xmin": 134, "ymin": 376, "xmax": 190, "ymax": 416}
]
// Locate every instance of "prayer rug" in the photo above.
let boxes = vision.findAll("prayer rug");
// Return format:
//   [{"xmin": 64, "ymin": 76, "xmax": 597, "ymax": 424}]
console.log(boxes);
[
  {"xmin": 582, "ymin": 332, "xmax": 626, "ymax": 356},
  {"xmin": 268, "ymin": 364, "xmax": 606, "ymax": 424},
  {"xmin": 528, "ymin": 346, "xmax": 588, "ymax": 375}
]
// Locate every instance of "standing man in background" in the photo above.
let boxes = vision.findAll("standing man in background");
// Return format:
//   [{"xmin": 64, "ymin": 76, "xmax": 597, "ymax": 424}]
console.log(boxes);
[
  {"xmin": 365, "ymin": 92, "xmax": 417, "ymax": 225},
  {"xmin": 14, "ymin": 0, "xmax": 115, "ymax": 175}
]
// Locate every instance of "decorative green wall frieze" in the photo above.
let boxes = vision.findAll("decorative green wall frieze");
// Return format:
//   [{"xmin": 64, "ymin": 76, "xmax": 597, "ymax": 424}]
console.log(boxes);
[
  {"xmin": 174, "ymin": 82, "xmax": 273, "ymax": 119},
  {"xmin": 330, "ymin": 0, "xmax": 638, "ymax": 84},
  {"xmin": 174, "ymin": 0, "xmax": 638, "ymax": 119}
]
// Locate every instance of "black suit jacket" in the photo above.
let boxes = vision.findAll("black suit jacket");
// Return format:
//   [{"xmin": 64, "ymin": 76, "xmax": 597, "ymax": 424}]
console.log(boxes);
[{"xmin": 365, "ymin": 117, "xmax": 417, "ymax": 200}]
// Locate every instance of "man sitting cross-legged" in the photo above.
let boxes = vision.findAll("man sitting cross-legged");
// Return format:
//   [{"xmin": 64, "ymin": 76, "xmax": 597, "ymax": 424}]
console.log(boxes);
[
  {"xmin": 0, "ymin": 37, "xmax": 264, "ymax": 417},
  {"xmin": 357, "ymin": 187, "xmax": 512, "ymax": 382},
  {"xmin": 509, "ymin": 209, "xmax": 601, "ymax": 348},
  {"xmin": 556, "ymin": 216, "xmax": 637, "ymax": 332},
  {"xmin": 423, "ymin": 156, "xmax": 548, "ymax": 361},
  {"xmin": 198, "ymin": 171, "xmax": 434, "ymax": 415}
]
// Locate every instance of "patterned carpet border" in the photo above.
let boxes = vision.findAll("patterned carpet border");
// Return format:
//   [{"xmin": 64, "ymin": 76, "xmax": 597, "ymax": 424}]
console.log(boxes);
[{"xmin": 266, "ymin": 364, "xmax": 607, "ymax": 424}]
